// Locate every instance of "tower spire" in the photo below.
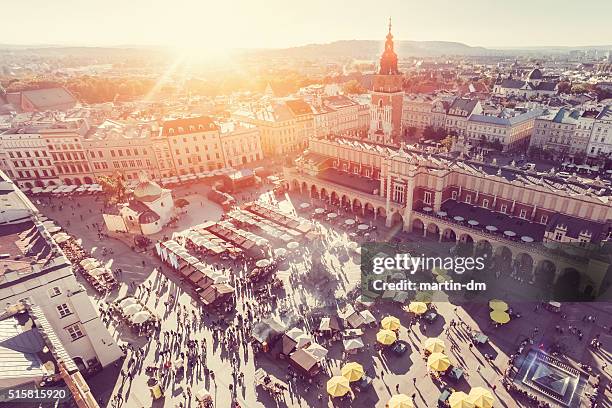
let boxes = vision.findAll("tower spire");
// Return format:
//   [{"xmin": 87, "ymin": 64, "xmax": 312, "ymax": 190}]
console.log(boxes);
[{"xmin": 388, "ymin": 17, "xmax": 392, "ymax": 34}]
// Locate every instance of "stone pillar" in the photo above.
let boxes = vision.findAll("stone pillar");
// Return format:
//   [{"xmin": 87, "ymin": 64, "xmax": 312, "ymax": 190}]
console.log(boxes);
[
  {"xmin": 402, "ymin": 177, "xmax": 416, "ymax": 232},
  {"xmin": 385, "ymin": 170, "xmax": 393, "ymax": 227},
  {"xmin": 433, "ymin": 190, "xmax": 442, "ymax": 212}
]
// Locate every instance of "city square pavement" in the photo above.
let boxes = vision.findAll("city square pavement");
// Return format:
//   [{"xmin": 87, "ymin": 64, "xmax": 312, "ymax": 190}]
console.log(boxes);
[{"xmin": 36, "ymin": 182, "xmax": 611, "ymax": 408}]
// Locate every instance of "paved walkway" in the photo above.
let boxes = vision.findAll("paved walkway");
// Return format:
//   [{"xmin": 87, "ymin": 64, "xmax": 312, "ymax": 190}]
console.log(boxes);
[{"xmin": 34, "ymin": 185, "xmax": 610, "ymax": 408}]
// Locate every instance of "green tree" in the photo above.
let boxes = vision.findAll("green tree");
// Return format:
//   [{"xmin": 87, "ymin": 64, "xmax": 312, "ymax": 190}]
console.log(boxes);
[{"xmin": 557, "ymin": 81, "xmax": 571, "ymax": 94}]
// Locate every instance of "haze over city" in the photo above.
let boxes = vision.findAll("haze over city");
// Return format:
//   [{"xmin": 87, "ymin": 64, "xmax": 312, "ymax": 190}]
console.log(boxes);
[{"xmin": 2, "ymin": 0, "xmax": 612, "ymax": 49}]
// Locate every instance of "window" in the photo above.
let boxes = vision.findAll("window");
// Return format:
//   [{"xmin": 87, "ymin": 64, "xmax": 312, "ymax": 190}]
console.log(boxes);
[
  {"xmin": 66, "ymin": 323, "xmax": 84, "ymax": 341},
  {"xmin": 451, "ymin": 191, "xmax": 457, "ymax": 200},
  {"xmin": 500, "ymin": 204, "xmax": 507, "ymax": 214},
  {"xmin": 424, "ymin": 191, "xmax": 432, "ymax": 205},
  {"xmin": 48, "ymin": 286, "xmax": 61, "ymax": 298},
  {"xmin": 519, "ymin": 209, "xmax": 527, "ymax": 219},
  {"xmin": 393, "ymin": 184, "xmax": 405, "ymax": 203},
  {"xmin": 482, "ymin": 199, "xmax": 489, "ymax": 208},
  {"xmin": 540, "ymin": 215, "xmax": 548, "ymax": 224},
  {"xmin": 554, "ymin": 232, "xmax": 563, "ymax": 241},
  {"xmin": 57, "ymin": 303, "xmax": 72, "ymax": 318},
  {"xmin": 465, "ymin": 195, "xmax": 472, "ymax": 204}
]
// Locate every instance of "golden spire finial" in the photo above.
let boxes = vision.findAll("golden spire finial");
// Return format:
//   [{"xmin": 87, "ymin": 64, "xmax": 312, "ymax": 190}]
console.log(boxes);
[{"xmin": 388, "ymin": 17, "xmax": 392, "ymax": 34}]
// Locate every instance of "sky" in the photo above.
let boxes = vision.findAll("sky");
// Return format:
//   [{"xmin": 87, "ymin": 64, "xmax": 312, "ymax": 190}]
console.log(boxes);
[{"xmin": 2, "ymin": 0, "xmax": 611, "ymax": 50}]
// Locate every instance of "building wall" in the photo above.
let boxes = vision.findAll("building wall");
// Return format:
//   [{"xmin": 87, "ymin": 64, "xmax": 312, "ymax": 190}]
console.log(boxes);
[
  {"xmin": 220, "ymin": 125, "xmax": 263, "ymax": 168},
  {"xmin": 0, "ymin": 133, "xmax": 60, "ymax": 188},
  {"xmin": 587, "ymin": 117, "xmax": 612, "ymax": 158},
  {"xmin": 42, "ymin": 130, "xmax": 94, "ymax": 185},
  {"xmin": 0, "ymin": 260, "xmax": 122, "ymax": 368},
  {"xmin": 83, "ymin": 136, "xmax": 160, "ymax": 181},
  {"xmin": 165, "ymin": 128, "xmax": 224, "ymax": 175}
]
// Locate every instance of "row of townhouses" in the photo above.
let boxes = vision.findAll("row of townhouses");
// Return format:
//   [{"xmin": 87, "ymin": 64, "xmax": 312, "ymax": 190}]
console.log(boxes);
[{"xmin": 530, "ymin": 106, "xmax": 612, "ymax": 159}]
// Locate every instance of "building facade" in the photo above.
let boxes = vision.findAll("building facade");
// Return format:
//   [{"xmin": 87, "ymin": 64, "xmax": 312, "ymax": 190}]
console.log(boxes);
[
  {"xmin": 83, "ymin": 120, "xmax": 161, "ymax": 181},
  {"xmin": 285, "ymin": 137, "xmax": 612, "ymax": 297},
  {"xmin": 219, "ymin": 122, "xmax": 263, "ymax": 168},
  {"xmin": 0, "ymin": 130, "xmax": 60, "ymax": 189},
  {"xmin": 0, "ymin": 171, "xmax": 123, "ymax": 370},
  {"xmin": 587, "ymin": 106, "xmax": 612, "ymax": 159},
  {"xmin": 466, "ymin": 109, "xmax": 541, "ymax": 152},
  {"xmin": 162, "ymin": 117, "xmax": 225, "ymax": 175}
]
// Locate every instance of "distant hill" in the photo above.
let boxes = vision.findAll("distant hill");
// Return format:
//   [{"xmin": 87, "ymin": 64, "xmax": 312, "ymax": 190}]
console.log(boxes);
[{"xmin": 256, "ymin": 40, "xmax": 495, "ymax": 59}]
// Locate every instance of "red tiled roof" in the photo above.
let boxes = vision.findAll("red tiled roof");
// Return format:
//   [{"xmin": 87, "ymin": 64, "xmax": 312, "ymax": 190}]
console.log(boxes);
[
  {"xmin": 161, "ymin": 116, "xmax": 218, "ymax": 136},
  {"xmin": 285, "ymin": 99, "xmax": 313, "ymax": 116}
]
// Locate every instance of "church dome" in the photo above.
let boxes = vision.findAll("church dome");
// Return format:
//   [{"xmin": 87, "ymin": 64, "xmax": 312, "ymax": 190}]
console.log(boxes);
[
  {"xmin": 527, "ymin": 68, "xmax": 543, "ymax": 80},
  {"xmin": 133, "ymin": 180, "xmax": 163, "ymax": 202}
]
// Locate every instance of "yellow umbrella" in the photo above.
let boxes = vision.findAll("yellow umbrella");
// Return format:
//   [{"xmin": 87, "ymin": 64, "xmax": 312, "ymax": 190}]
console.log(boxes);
[
  {"xmin": 467, "ymin": 387, "xmax": 495, "ymax": 408},
  {"xmin": 489, "ymin": 299, "xmax": 508, "ymax": 311},
  {"xmin": 423, "ymin": 337, "xmax": 446, "ymax": 354},
  {"xmin": 387, "ymin": 393, "xmax": 415, "ymax": 408},
  {"xmin": 326, "ymin": 376, "xmax": 350, "ymax": 397},
  {"xmin": 414, "ymin": 291, "xmax": 433, "ymax": 303},
  {"xmin": 341, "ymin": 362, "xmax": 364, "ymax": 382},
  {"xmin": 449, "ymin": 391, "xmax": 475, "ymax": 408},
  {"xmin": 432, "ymin": 267, "xmax": 446, "ymax": 276},
  {"xmin": 376, "ymin": 329, "xmax": 397, "ymax": 345},
  {"xmin": 436, "ymin": 274, "xmax": 450, "ymax": 283},
  {"xmin": 490, "ymin": 310, "xmax": 510, "ymax": 324},
  {"xmin": 381, "ymin": 315, "xmax": 401, "ymax": 331},
  {"xmin": 427, "ymin": 352, "xmax": 451, "ymax": 372},
  {"xmin": 408, "ymin": 302, "xmax": 428, "ymax": 315}
]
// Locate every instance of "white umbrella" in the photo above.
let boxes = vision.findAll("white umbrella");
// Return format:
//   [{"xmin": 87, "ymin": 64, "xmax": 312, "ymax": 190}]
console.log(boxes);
[
  {"xmin": 47, "ymin": 226, "xmax": 61, "ymax": 233},
  {"xmin": 423, "ymin": 207, "xmax": 433, "ymax": 212},
  {"xmin": 468, "ymin": 220, "xmax": 479, "ymax": 226},
  {"xmin": 343, "ymin": 337, "xmax": 365, "ymax": 351},
  {"xmin": 348, "ymin": 241, "xmax": 359, "ymax": 250},
  {"xmin": 360, "ymin": 310, "xmax": 376, "ymax": 325},
  {"xmin": 274, "ymin": 248, "xmax": 287, "ymax": 257},
  {"xmin": 195, "ymin": 387, "xmax": 212, "ymax": 402},
  {"xmin": 89, "ymin": 267, "xmax": 107, "ymax": 277},
  {"xmin": 485, "ymin": 225, "xmax": 498, "ymax": 232},
  {"xmin": 287, "ymin": 241, "xmax": 299, "ymax": 250},
  {"xmin": 327, "ymin": 213, "xmax": 338, "ymax": 219},
  {"xmin": 83, "ymin": 261, "xmax": 101, "ymax": 271},
  {"xmin": 300, "ymin": 203, "xmax": 310, "ymax": 209},
  {"xmin": 123, "ymin": 303, "xmax": 143, "ymax": 316},
  {"xmin": 80, "ymin": 258, "xmax": 97, "ymax": 267},
  {"xmin": 344, "ymin": 219, "xmax": 356, "ymax": 226},
  {"xmin": 436, "ymin": 211, "xmax": 447, "ymax": 217},
  {"xmin": 131, "ymin": 310, "xmax": 152, "ymax": 324},
  {"xmin": 521, "ymin": 236, "xmax": 534, "ymax": 242},
  {"xmin": 358, "ymin": 224, "xmax": 369, "ymax": 230},
  {"xmin": 119, "ymin": 297, "xmax": 137, "ymax": 308},
  {"xmin": 504, "ymin": 230, "xmax": 516, "ymax": 237},
  {"xmin": 314, "ymin": 208, "xmax": 325, "ymax": 214},
  {"xmin": 255, "ymin": 259, "xmax": 270, "ymax": 268},
  {"xmin": 53, "ymin": 234, "xmax": 71, "ymax": 244},
  {"xmin": 453, "ymin": 216, "xmax": 464, "ymax": 222}
]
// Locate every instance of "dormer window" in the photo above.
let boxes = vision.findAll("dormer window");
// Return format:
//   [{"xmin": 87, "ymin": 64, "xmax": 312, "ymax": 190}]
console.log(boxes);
[
  {"xmin": 168, "ymin": 128, "xmax": 175, "ymax": 135},
  {"xmin": 189, "ymin": 125, "xmax": 195, "ymax": 132},
  {"xmin": 178, "ymin": 127, "xmax": 184, "ymax": 133},
  {"xmin": 198, "ymin": 124, "xmax": 204, "ymax": 130}
]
